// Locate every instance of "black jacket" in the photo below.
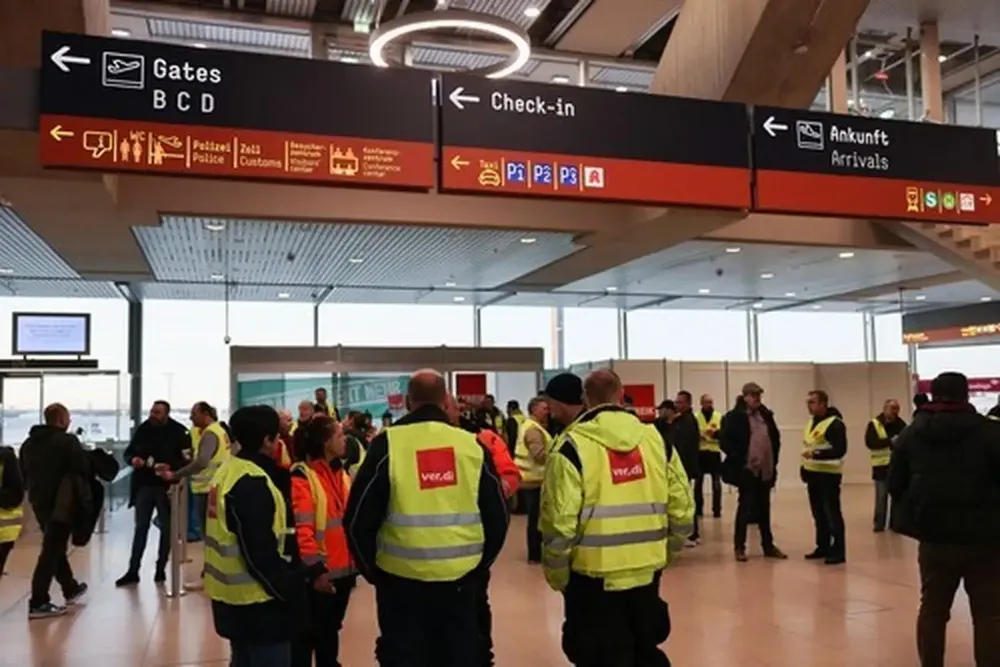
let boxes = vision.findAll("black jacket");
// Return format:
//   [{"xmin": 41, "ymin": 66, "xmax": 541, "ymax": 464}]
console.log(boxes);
[
  {"xmin": 800, "ymin": 407, "xmax": 847, "ymax": 484},
  {"xmin": 123, "ymin": 417, "xmax": 189, "ymax": 507},
  {"xmin": 0, "ymin": 446, "xmax": 25, "ymax": 511},
  {"xmin": 720, "ymin": 401, "xmax": 782, "ymax": 488},
  {"xmin": 888, "ymin": 402, "xmax": 1000, "ymax": 546},
  {"xmin": 19, "ymin": 425, "xmax": 91, "ymax": 526},
  {"xmin": 671, "ymin": 410, "xmax": 701, "ymax": 480},
  {"xmin": 344, "ymin": 404, "xmax": 509, "ymax": 585},
  {"xmin": 211, "ymin": 450, "xmax": 312, "ymax": 645},
  {"xmin": 864, "ymin": 415, "xmax": 907, "ymax": 481}
]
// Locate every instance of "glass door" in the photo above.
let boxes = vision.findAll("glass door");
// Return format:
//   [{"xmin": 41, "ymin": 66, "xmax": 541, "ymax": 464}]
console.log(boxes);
[{"xmin": 0, "ymin": 373, "xmax": 43, "ymax": 448}]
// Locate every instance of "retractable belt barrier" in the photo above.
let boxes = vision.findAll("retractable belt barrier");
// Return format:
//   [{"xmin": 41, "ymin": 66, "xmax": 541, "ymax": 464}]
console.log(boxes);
[{"xmin": 165, "ymin": 483, "xmax": 188, "ymax": 599}]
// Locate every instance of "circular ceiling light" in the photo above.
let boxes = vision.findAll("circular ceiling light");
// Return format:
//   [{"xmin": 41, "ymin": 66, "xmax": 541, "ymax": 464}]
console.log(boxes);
[{"xmin": 369, "ymin": 10, "xmax": 532, "ymax": 79}]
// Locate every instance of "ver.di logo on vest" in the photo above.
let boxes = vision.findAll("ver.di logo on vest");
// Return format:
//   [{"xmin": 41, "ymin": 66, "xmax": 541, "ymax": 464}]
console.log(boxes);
[
  {"xmin": 416, "ymin": 447, "xmax": 458, "ymax": 490},
  {"xmin": 608, "ymin": 449, "xmax": 646, "ymax": 485}
]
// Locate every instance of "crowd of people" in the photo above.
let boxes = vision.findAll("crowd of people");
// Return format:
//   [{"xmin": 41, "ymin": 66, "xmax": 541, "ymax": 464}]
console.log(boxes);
[{"xmin": 1, "ymin": 371, "xmax": 999, "ymax": 667}]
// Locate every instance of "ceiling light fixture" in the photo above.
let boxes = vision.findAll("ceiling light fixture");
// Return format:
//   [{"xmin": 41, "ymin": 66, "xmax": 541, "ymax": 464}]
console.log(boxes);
[
  {"xmin": 192, "ymin": 42, "xmax": 208, "ymax": 49},
  {"xmin": 369, "ymin": 10, "xmax": 531, "ymax": 79},
  {"xmin": 785, "ymin": 291, "xmax": 796, "ymax": 297},
  {"xmin": 348, "ymin": 257, "xmax": 365, "ymax": 264},
  {"xmin": 838, "ymin": 251, "xmax": 855, "ymax": 259},
  {"xmin": 981, "ymin": 296, "xmax": 993, "ymax": 302},
  {"xmin": 551, "ymin": 75, "xmax": 570, "ymax": 84},
  {"xmin": 698, "ymin": 288, "xmax": 711, "ymax": 294},
  {"xmin": 752, "ymin": 301, "xmax": 764, "ymax": 309},
  {"xmin": 204, "ymin": 220, "xmax": 226, "ymax": 232},
  {"xmin": 444, "ymin": 281, "xmax": 457, "ymax": 287},
  {"xmin": 341, "ymin": 56, "xmax": 361, "ymax": 64},
  {"xmin": 725, "ymin": 247, "xmax": 741, "ymax": 254},
  {"xmin": 938, "ymin": 54, "xmax": 947, "ymax": 63},
  {"xmin": 606, "ymin": 286, "xmax": 618, "ymax": 292},
  {"xmin": 210, "ymin": 272, "xmax": 225, "ymax": 281},
  {"xmin": 520, "ymin": 236, "xmax": 537, "ymax": 244},
  {"xmin": 914, "ymin": 294, "xmax": 926, "ymax": 301},
  {"xmin": 812, "ymin": 304, "xmax": 823, "ymax": 309},
  {"xmin": 0, "ymin": 267, "xmax": 13, "ymax": 275},
  {"xmin": 453, "ymin": 296, "xmax": 466, "ymax": 302},
  {"xmin": 277, "ymin": 292, "xmax": 291, "ymax": 299},
  {"xmin": 111, "ymin": 28, "xmax": 131, "ymax": 38},
  {"xmin": 523, "ymin": 7, "xmax": 541, "ymax": 18},
  {"xmin": 615, "ymin": 86, "xmax": 628, "ymax": 92},
  {"xmin": 760, "ymin": 272, "xmax": 774, "ymax": 279}
]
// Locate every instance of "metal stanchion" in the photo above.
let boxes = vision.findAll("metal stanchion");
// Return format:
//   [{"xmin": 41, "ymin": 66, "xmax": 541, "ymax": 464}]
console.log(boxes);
[
  {"xmin": 164, "ymin": 484, "xmax": 186, "ymax": 598},
  {"xmin": 96, "ymin": 482, "xmax": 109, "ymax": 534},
  {"xmin": 179, "ymin": 482, "xmax": 191, "ymax": 564}
]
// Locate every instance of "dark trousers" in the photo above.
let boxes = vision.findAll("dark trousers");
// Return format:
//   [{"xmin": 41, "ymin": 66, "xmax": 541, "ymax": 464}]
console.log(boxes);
[
  {"xmin": 689, "ymin": 479, "xmax": 700, "ymax": 541},
  {"xmin": 128, "ymin": 485, "xmax": 171, "ymax": 574},
  {"xmin": 873, "ymin": 479, "xmax": 890, "ymax": 531},
  {"xmin": 917, "ymin": 542, "xmax": 1000, "ymax": 667},
  {"xmin": 694, "ymin": 451, "xmax": 723, "ymax": 518},
  {"xmin": 292, "ymin": 578, "xmax": 354, "ymax": 667},
  {"xmin": 523, "ymin": 487, "xmax": 542, "ymax": 562},
  {"xmin": 806, "ymin": 474, "xmax": 845, "ymax": 558},
  {"xmin": 374, "ymin": 574, "xmax": 479, "ymax": 667},
  {"xmin": 734, "ymin": 470, "xmax": 774, "ymax": 552},
  {"xmin": 231, "ymin": 641, "xmax": 291, "ymax": 667},
  {"xmin": 29, "ymin": 521, "xmax": 79, "ymax": 607},
  {"xmin": 476, "ymin": 572, "xmax": 494, "ymax": 667},
  {"xmin": 562, "ymin": 573, "xmax": 671, "ymax": 667},
  {"xmin": 0, "ymin": 541, "xmax": 13, "ymax": 578}
]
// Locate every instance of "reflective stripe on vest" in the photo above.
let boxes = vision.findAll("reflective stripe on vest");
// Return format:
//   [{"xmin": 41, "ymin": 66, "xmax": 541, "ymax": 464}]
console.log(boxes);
[
  {"xmin": 514, "ymin": 418, "xmax": 551, "ymax": 485},
  {"xmin": 292, "ymin": 463, "xmax": 329, "ymax": 550},
  {"xmin": 192, "ymin": 421, "xmax": 232, "ymax": 494},
  {"xmin": 0, "ymin": 462, "xmax": 23, "ymax": 544},
  {"xmin": 375, "ymin": 420, "xmax": 485, "ymax": 582},
  {"xmin": 869, "ymin": 418, "xmax": 892, "ymax": 468},
  {"xmin": 204, "ymin": 457, "xmax": 289, "ymax": 606},
  {"xmin": 541, "ymin": 412, "xmax": 670, "ymax": 578},
  {"xmin": 694, "ymin": 410, "xmax": 722, "ymax": 452},
  {"xmin": 802, "ymin": 416, "xmax": 843, "ymax": 474}
]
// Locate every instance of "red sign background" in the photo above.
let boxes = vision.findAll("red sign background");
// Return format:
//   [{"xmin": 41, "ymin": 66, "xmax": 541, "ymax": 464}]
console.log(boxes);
[
  {"xmin": 623, "ymin": 384, "xmax": 657, "ymax": 422},
  {"xmin": 755, "ymin": 169, "xmax": 1000, "ymax": 224},
  {"xmin": 440, "ymin": 146, "xmax": 750, "ymax": 208},
  {"xmin": 39, "ymin": 114, "xmax": 435, "ymax": 189},
  {"xmin": 455, "ymin": 373, "xmax": 488, "ymax": 403}
]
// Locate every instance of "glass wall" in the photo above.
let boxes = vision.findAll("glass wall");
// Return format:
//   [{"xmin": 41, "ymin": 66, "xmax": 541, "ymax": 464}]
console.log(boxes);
[
  {"xmin": 479, "ymin": 305, "xmax": 554, "ymax": 367},
  {"xmin": 627, "ymin": 310, "xmax": 749, "ymax": 360},
  {"xmin": 318, "ymin": 304, "xmax": 474, "ymax": 346},
  {"xmin": 563, "ymin": 308, "xmax": 617, "ymax": 365},
  {"xmin": 874, "ymin": 313, "xmax": 908, "ymax": 362},
  {"xmin": 758, "ymin": 312, "xmax": 866, "ymax": 362}
]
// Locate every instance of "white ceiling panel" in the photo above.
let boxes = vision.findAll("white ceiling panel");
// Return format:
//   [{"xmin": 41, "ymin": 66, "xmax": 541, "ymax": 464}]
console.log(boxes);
[
  {"xmin": 0, "ymin": 207, "xmax": 79, "ymax": 279},
  {"xmin": 450, "ymin": 0, "xmax": 554, "ymax": 29},
  {"xmin": 0, "ymin": 279, "xmax": 121, "ymax": 299},
  {"xmin": 265, "ymin": 0, "xmax": 317, "ymax": 18},
  {"xmin": 862, "ymin": 0, "xmax": 1000, "ymax": 45},
  {"xmin": 146, "ymin": 17, "xmax": 311, "ymax": 56},
  {"xmin": 409, "ymin": 44, "xmax": 542, "ymax": 77},
  {"xmin": 589, "ymin": 65, "xmax": 654, "ymax": 89},
  {"xmin": 135, "ymin": 282, "xmax": 320, "ymax": 302},
  {"xmin": 134, "ymin": 216, "xmax": 579, "ymax": 291}
]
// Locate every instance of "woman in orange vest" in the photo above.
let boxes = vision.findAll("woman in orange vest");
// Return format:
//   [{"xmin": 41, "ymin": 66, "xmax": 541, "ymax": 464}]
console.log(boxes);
[{"xmin": 290, "ymin": 415, "xmax": 355, "ymax": 667}]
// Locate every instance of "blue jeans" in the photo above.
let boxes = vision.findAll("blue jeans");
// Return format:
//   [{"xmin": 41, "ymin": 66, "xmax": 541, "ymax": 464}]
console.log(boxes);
[
  {"xmin": 230, "ymin": 641, "xmax": 291, "ymax": 667},
  {"xmin": 874, "ymin": 479, "xmax": 890, "ymax": 531},
  {"xmin": 128, "ymin": 485, "xmax": 170, "ymax": 574},
  {"xmin": 189, "ymin": 491, "xmax": 207, "ymax": 542}
]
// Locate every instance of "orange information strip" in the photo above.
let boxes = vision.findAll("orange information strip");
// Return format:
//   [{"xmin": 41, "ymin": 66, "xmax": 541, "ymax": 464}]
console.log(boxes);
[
  {"xmin": 755, "ymin": 170, "xmax": 1000, "ymax": 225},
  {"xmin": 39, "ymin": 114, "xmax": 435, "ymax": 190}
]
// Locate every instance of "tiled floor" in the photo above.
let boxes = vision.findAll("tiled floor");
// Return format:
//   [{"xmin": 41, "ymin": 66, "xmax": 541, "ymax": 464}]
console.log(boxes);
[{"xmin": 0, "ymin": 485, "xmax": 978, "ymax": 666}]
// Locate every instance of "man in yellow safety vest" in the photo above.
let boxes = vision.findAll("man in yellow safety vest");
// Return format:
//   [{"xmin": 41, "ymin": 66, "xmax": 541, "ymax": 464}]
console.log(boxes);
[
  {"xmin": 694, "ymin": 393, "xmax": 724, "ymax": 519},
  {"xmin": 513, "ymin": 396, "xmax": 552, "ymax": 564},
  {"xmin": 344, "ymin": 369, "xmax": 508, "ymax": 667},
  {"xmin": 0, "ymin": 445, "xmax": 24, "ymax": 581},
  {"xmin": 540, "ymin": 369, "xmax": 694, "ymax": 666},
  {"xmin": 801, "ymin": 390, "xmax": 848, "ymax": 565},
  {"xmin": 864, "ymin": 399, "xmax": 906, "ymax": 533}
]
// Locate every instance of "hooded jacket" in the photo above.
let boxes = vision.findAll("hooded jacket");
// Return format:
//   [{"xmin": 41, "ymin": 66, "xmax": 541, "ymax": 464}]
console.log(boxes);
[
  {"xmin": 888, "ymin": 402, "xmax": 1000, "ymax": 546},
  {"xmin": 19, "ymin": 425, "xmax": 90, "ymax": 526}
]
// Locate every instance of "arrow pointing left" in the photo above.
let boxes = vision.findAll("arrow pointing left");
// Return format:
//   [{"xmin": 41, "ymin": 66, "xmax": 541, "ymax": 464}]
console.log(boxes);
[
  {"xmin": 50, "ymin": 45, "xmax": 91, "ymax": 73},
  {"xmin": 450, "ymin": 155, "xmax": 469, "ymax": 171},
  {"xmin": 49, "ymin": 125, "xmax": 74, "ymax": 142}
]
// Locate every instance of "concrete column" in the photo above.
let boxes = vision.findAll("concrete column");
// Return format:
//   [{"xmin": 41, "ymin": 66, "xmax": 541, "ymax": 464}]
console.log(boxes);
[
  {"xmin": 919, "ymin": 22, "xmax": 944, "ymax": 122},
  {"xmin": 829, "ymin": 50, "xmax": 849, "ymax": 113},
  {"xmin": 473, "ymin": 306, "xmax": 482, "ymax": 347},
  {"xmin": 554, "ymin": 307, "xmax": 566, "ymax": 369},
  {"xmin": 745, "ymin": 310, "xmax": 760, "ymax": 362},
  {"xmin": 616, "ymin": 309, "xmax": 629, "ymax": 359}
]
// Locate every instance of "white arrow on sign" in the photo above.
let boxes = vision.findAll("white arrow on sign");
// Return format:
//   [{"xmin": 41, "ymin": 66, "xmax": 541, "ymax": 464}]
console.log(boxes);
[
  {"xmin": 50, "ymin": 45, "xmax": 92, "ymax": 73},
  {"xmin": 449, "ymin": 86, "xmax": 481, "ymax": 110},
  {"xmin": 762, "ymin": 115, "xmax": 789, "ymax": 138}
]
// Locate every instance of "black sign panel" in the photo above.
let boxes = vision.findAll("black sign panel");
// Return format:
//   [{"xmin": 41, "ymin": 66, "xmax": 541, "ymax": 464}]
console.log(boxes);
[
  {"xmin": 753, "ymin": 106, "xmax": 1000, "ymax": 223},
  {"xmin": 39, "ymin": 31, "xmax": 433, "ymax": 142},
  {"xmin": 438, "ymin": 73, "xmax": 751, "ymax": 208}
]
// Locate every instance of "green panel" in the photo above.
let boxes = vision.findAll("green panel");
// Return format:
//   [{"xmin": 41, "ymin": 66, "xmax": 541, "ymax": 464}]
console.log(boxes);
[{"xmin": 236, "ymin": 373, "xmax": 409, "ymax": 417}]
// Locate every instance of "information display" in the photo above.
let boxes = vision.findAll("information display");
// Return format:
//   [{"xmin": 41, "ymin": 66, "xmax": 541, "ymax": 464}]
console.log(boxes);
[
  {"xmin": 12, "ymin": 313, "xmax": 91, "ymax": 356},
  {"xmin": 38, "ymin": 32, "xmax": 435, "ymax": 189},
  {"xmin": 753, "ymin": 107, "xmax": 1000, "ymax": 223},
  {"xmin": 438, "ymin": 73, "xmax": 752, "ymax": 208}
]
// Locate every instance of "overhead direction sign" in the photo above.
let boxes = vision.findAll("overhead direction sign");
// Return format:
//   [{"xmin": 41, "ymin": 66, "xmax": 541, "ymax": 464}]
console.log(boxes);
[
  {"xmin": 437, "ymin": 73, "xmax": 752, "ymax": 208},
  {"xmin": 753, "ymin": 106, "xmax": 1000, "ymax": 224},
  {"xmin": 38, "ymin": 31, "xmax": 435, "ymax": 189}
]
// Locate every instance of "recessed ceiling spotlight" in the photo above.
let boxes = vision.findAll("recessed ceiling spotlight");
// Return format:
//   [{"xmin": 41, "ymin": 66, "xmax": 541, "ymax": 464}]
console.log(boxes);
[
  {"xmin": 204, "ymin": 221, "xmax": 226, "ymax": 231},
  {"xmin": 698, "ymin": 288, "xmax": 711, "ymax": 294},
  {"xmin": 863, "ymin": 49, "xmax": 875, "ymax": 60},
  {"xmin": 0, "ymin": 267, "xmax": 13, "ymax": 275},
  {"xmin": 453, "ymin": 296, "xmax": 466, "ymax": 302},
  {"xmin": 752, "ymin": 301, "xmax": 764, "ymax": 309},
  {"xmin": 914, "ymin": 294, "xmax": 926, "ymax": 301},
  {"xmin": 210, "ymin": 272, "xmax": 225, "ymax": 281},
  {"xmin": 938, "ymin": 54, "xmax": 947, "ymax": 63},
  {"xmin": 981, "ymin": 296, "xmax": 993, "ymax": 302},
  {"xmin": 725, "ymin": 247, "xmax": 741, "ymax": 254},
  {"xmin": 520, "ymin": 237, "xmax": 537, "ymax": 244},
  {"xmin": 615, "ymin": 86, "xmax": 627, "ymax": 92},
  {"xmin": 348, "ymin": 257, "xmax": 365, "ymax": 264},
  {"xmin": 192, "ymin": 42, "xmax": 208, "ymax": 49},
  {"xmin": 785, "ymin": 291, "xmax": 796, "ymax": 297},
  {"xmin": 277, "ymin": 292, "xmax": 291, "ymax": 299},
  {"xmin": 760, "ymin": 272, "xmax": 774, "ymax": 279},
  {"xmin": 523, "ymin": 7, "xmax": 541, "ymax": 18},
  {"xmin": 111, "ymin": 28, "xmax": 131, "ymax": 38},
  {"xmin": 606, "ymin": 286, "xmax": 618, "ymax": 292},
  {"xmin": 444, "ymin": 281, "xmax": 457, "ymax": 287},
  {"xmin": 838, "ymin": 251, "xmax": 855, "ymax": 259},
  {"xmin": 551, "ymin": 75, "xmax": 570, "ymax": 84},
  {"xmin": 812, "ymin": 304, "xmax": 823, "ymax": 309}
]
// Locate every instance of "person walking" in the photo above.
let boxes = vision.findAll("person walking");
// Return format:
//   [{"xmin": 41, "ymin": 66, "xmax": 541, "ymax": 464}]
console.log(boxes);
[
  {"xmin": 290, "ymin": 415, "xmax": 356, "ymax": 667},
  {"xmin": 864, "ymin": 399, "xmax": 906, "ymax": 533},
  {"xmin": 19, "ymin": 403, "xmax": 90, "ymax": 619},
  {"xmin": 540, "ymin": 369, "xmax": 694, "ymax": 667},
  {"xmin": 116, "ymin": 400, "xmax": 188, "ymax": 587},
  {"xmin": 344, "ymin": 369, "xmax": 508, "ymax": 667},
  {"xmin": 720, "ymin": 383, "xmax": 787, "ymax": 562},
  {"xmin": 672, "ymin": 391, "xmax": 701, "ymax": 546},
  {"xmin": 889, "ymin": 372, "xmax": 1000, "ymax": 667},
  {"xmin": 512, "ymin": 396, "xmax": 552, "ymax": 563},
  {"xmin": 0, "ymin": 444, "xmax": 25, "ymax": 581},
  {"xmin": 694, "ymin": 393, "xmax": 724, "ymax": 519},
  {"xmin": 801, "ymin": 390, "xmax": 848, "ymax": 565}
]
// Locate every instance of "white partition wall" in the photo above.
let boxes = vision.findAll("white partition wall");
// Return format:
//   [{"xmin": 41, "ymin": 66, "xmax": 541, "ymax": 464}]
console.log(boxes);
[{"xmin": 675, "ymin": 362, "xmax": 731, "ymax": 411}]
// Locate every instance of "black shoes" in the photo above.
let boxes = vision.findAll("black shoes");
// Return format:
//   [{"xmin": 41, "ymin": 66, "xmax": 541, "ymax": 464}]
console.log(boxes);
[
  {"xmin": 115, "ymin": 572, "xmax": 140, "ymax": 588},
  {"xmin": 154, "ymin": 569, "xmax": 167, "ymax": 584},
  {"xmin": 29, "ymin": 602, "xmax": 68, "ymax": 620},
  {"xmin": 804, "ymin": 550, "xmax": 827, "ymax": 560},
  {"xmin": 65, "ymin": 582, "xmax": 89, "ymax": 605},
  {"xmin": 763, "ymin": 547, "xmax": 788, "ymax": 560},
  {"xmin": 824, "ymin": 555, "xmax": 847, "ymax": 565}
]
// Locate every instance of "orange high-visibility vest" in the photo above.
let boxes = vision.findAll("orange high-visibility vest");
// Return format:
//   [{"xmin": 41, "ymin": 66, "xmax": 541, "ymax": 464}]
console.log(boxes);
[{"xmin": 290, "ymin": 460, "xmax": 354, "ymax": 579}]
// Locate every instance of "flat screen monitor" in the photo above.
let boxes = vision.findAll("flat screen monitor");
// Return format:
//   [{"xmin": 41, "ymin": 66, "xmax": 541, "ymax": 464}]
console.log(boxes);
[{"xmin": 12, "ymin": 312, "xmax": 91, "ymax": 356}]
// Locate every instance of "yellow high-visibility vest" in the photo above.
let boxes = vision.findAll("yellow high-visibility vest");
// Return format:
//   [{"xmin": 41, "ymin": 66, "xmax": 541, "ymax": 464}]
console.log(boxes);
[
  {"xmin": 192, "ymin": 421, "xmax": 232, "ymax": 494},
  {"xmin": 375, "ymin": 420, "xmax": 485, "ymax": 583},
  {"xmin": 989, "ymin": 415, "xmax": 1000, "ymax": 422},
  {"xmin": 0, "ymin": 461, "xmax": 23, "ymax": 544},
  {"xmin": 514, "ymin": 418, "xmax": 552, "ymax": 485},
  {"xmin": 695, "ymin": 410, "xmax": 723, "ymax": 453},
  {"xmin": 802, "ymin": 416, "xmax": 843, "ymax": 474},
  {"xmin": 204, "ymin": 457, "xmax": 290, "ymax": 605},
  {"xmin": 562, "ymin": 412, "xmax": 671, "ymax": 578},
  {"xmin": 869, "ymin": 419, "xmax": 892, "ymax": 468}
]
